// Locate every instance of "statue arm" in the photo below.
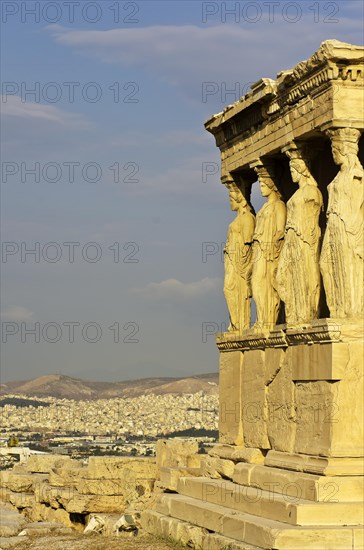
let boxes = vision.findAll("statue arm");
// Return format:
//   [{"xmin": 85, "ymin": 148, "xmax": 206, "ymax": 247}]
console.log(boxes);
[
  {"xmin": 242, "ymin": 213, "xmax": 255, "ymax": 245},
  {"xmin": 237, "ymin": 214, "xmax": 255, "ymax": 278},
  {"xmin": 274, "ymin": 201, "xmax": 287, "ymax": 241},
  {"xmin": 271, "ymin": 202, "xmax": 287, "ymax": 260},
  {"xmin": 303, "ymin": 186, "xmax": 323, "ymax": 208}
]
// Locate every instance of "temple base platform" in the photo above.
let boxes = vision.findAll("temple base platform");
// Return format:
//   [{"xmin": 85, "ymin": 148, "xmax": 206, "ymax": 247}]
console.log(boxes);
[{"xmin": 142, "ymin": 320, "xmax": 363, "ymax": 548}]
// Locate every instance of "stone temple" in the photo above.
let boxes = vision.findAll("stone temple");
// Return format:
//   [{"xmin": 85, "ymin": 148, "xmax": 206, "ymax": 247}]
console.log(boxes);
[{"xmin": 142, "ymin": 40, "xmax": 364, "ymax": 549}]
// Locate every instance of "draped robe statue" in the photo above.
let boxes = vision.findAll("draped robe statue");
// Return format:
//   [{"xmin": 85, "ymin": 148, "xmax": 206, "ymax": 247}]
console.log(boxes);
[
  {"xmin": 223, "ymin": 181, "xmax": 255, "ymax": 331},
  {"xmin": 276, "ymin": 153, "xmax": 323, "ymax": 323},
  {"xmin": 320, "ymin": 128, "xmax": 364, "ymax": 318},
  {"xmin": 251, "ymin": 168, "xmax": 286, "ymax": 330}
]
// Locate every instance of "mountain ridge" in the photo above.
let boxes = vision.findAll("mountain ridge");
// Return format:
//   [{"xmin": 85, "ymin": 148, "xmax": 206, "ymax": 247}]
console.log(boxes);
[{"xmin": 0, "ymin": 373, "xmax": 219, "ymax": 400}]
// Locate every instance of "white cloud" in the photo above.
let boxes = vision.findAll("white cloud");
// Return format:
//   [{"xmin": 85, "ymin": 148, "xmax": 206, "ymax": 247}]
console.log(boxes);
[
  {"xmin": 130, "ymin": 277, "xmax": 221, "ymax": 301},
  {"xmin": 1, "ymin": 306, "xmax": 34, "ymax": 321},
  {"xmin": 1, "ymin": 95, "xmax": 87, "ymax": 126},
  {"xmin": 46, "ymin": 22, "xmax": 364, "ymax": 100}
]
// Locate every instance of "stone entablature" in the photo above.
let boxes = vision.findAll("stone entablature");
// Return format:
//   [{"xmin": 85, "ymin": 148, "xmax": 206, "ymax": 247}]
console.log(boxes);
[{"xmin": 205, "ymin": 40, "xmax": 364, "ymax": 176}]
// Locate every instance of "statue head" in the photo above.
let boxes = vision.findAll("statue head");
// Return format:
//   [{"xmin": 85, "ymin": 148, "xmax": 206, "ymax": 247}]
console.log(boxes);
[
  {"xmin": 254, "ymin": 165, "xmax": 282, "ymax": 200},
  {"xmin": 223, "ymin": 178, "xmax": 251, "ymax": 213},
  {"xmin": 284, "ymin": 144, "xmax": 317, "ymax": 187},
  {"xmin": 226, "ymin": 181, "xmax": 247, "ymax": 212},
  {"xmin": 289, "ymin": 158, "xmax": 312, "ymax": 185},
  {"xmin": 327, "ymin": 128, "xmax": 361, "ymax": 167}
]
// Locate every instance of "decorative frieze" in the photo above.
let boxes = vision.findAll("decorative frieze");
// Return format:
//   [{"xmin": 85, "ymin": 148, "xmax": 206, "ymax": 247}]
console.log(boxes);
[{"xmin": 216, "ymin": 319, "xmax": 353, "ymax": 352}]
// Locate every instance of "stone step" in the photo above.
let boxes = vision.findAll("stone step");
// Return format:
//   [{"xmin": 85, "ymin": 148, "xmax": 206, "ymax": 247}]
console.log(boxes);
[
  {"xmin": 155, "ymin": 493, "xmax": 361, "ymax": 549},
  {"xmin": 233, "ymin": 462, "xmax": 364, "ymax": 502},
  {"xmin": 159, "ymin": 467, "xmax": 201, "ymax": 491},
  {"xmin": 177, "ymin": 477, "xmax": 363, "ymax": 526},
  {"xmin": 142, "ymin": 508, "xmax": 263, "ymax": 550},
  {"xmin": 265, "ymin": 451, "xmax": 364, "ymax": 476}
]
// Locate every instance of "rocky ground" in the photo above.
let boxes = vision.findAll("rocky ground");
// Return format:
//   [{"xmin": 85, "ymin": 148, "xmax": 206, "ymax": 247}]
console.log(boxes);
[
  {"xmin": 0, "ymin": 504, "xmax": 183, "ymax": 549},
  {"xmin": 4, "ymin": 532, "xmax": 183, "ymax": 549}
]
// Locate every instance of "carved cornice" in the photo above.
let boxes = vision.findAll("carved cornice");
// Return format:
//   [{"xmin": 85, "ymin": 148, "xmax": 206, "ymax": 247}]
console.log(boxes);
[
  {"xmin": 269, "ymin": 61, "xmax": 363, "ymax": 116},
  {"xmin": 216, "ymin": 318, "xmax": 363, "ymax": 351},
  {"xmin": 285, "ymin": 321, "xmax": 342, "ymax": 346},
  {"xmin": 216, "ymin": 326, "xmax": 287, "ymax": 351},
  {"xmin": 205, "ymin": 40, "xmax": 364, "ymax": 150},
  {"xmin": 288, "ymin": 39, "xmax": 364, "ymax": 82}
]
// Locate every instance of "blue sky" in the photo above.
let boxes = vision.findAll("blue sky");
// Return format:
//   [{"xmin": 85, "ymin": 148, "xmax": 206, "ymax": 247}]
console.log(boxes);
[{"xmin": 1, "ymin": 0, "xmax": 363, "ymax": 382}]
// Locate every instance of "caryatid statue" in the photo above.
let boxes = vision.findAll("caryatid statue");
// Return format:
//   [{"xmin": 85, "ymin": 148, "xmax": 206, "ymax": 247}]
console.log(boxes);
[
  {"xmin": 276, "ymin": 145, "xmax": 323, "ymax": 324},
  {"xmin": 223, "ymin": 178, "xmax": 255, "ymax": 331},
  {"xmin": 320, "ymin": 128, "xmax": 364, "ymax": 318},
  {"xmin": 250, "ymin": 163, "xmax": 286, "ymax": 330}
]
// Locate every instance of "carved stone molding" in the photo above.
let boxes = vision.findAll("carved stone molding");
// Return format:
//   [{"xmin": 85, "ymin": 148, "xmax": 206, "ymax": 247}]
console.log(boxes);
[
  {"xmin": 216, "ymin": 325, "xmax": 287, "ymax": 351},
  {"xmin": 285, "ymin": 319, "xmax": 343, "ymax": 346},
  {"xmin": 216, "ymin": 319, "xmax": 362, "ymax": 352}
]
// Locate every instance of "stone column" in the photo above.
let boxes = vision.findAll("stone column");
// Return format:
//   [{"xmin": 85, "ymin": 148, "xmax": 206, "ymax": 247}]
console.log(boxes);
[
  {"xmin": 222, "ymin": 175, "xmax": 255, "ymax": 332},
  {"xmin": 320, "ymin": 127, "xmax": 364, "ymax": 319},
  {"xmin": 250, "ymin": 161, "xmax": 286, "ymax": 331},
  {"xmin": 277, "ymin": 143, "xmax": 323, "ymax": 324}
]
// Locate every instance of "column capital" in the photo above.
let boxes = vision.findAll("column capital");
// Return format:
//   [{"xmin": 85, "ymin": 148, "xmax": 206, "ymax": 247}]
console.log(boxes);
[
  {"xmin": 249, "ymin": 159, "xmax": 276, "ymax": 181},
  {"xmin": 325, "ymin": 126, "xmax": 361, "ymax": 144}
]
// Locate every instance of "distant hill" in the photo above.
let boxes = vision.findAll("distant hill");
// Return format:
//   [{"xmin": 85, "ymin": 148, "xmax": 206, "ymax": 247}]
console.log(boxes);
[{"xmin": 0, "ymin": 373, "xmax": 219, "ymax": 401}]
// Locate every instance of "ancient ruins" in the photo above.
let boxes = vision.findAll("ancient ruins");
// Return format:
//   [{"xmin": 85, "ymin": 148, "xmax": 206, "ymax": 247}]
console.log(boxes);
[
  {"xmin": 141, "ymin": 40, "xmax": 364, "ymax": 549},
  {"xmin": 1, "ymin": 39, "xmax": 363, "ymax": 550}
]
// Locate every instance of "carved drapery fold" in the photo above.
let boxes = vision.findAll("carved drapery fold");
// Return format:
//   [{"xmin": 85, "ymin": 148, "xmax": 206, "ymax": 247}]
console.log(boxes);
[
  {"xmin": 250, "ymin": 161, "xmax": 286, "ymax": 330},
  {"xmin": 320, "ymin": 127, "xmax": 364, "ymax": 318},
  {"xmin": 276, "ymin": 143, "xmax": 323, "ymax": 324},
  {"xmin": 223, "ymin": 177, "xmax": 255, "ymax": 331}
]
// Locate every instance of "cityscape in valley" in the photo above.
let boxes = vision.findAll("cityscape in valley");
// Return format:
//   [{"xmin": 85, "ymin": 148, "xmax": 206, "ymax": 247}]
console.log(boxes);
[{"xmin": 0, "ymin": 374, "xmax": 219, "ymax": 467}]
